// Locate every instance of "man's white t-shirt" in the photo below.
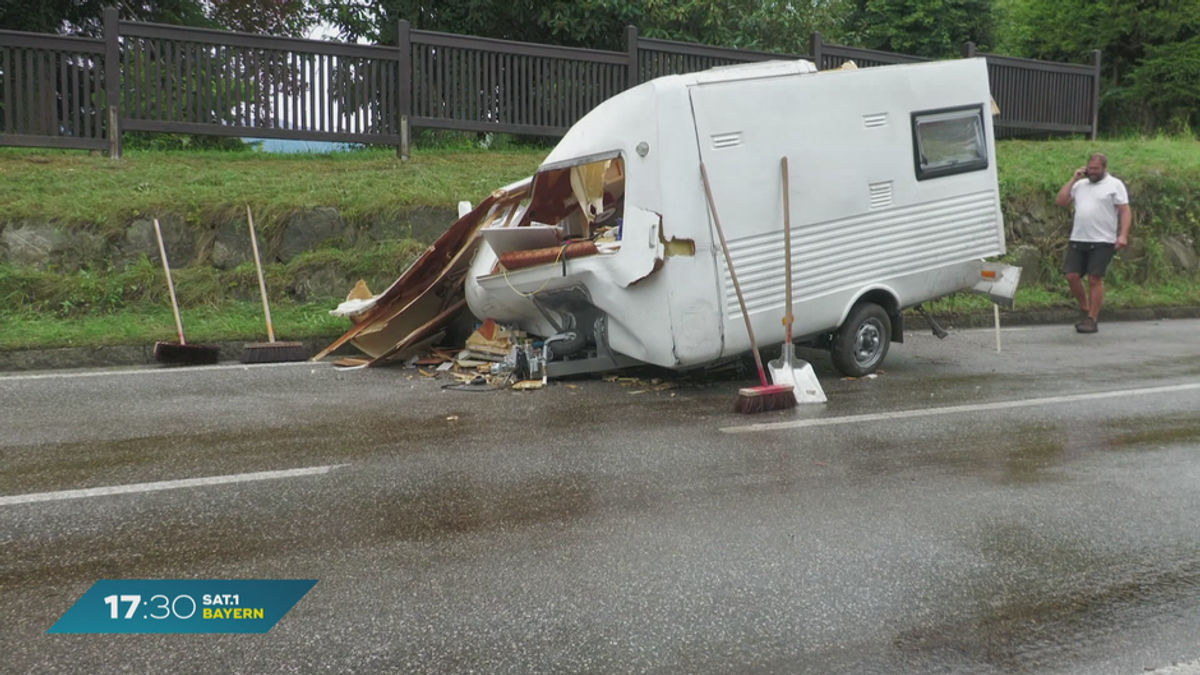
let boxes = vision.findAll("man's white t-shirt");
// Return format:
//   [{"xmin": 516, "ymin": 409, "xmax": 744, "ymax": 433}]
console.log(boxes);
[{"xmin": 1070, "ymin": 174, "xmax": 1129, "ymax": 243}]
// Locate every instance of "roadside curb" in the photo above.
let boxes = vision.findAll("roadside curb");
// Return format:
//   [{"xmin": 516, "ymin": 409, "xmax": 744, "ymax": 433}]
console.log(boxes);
[
  {"xmin": 2, "ymin": 307, "xmax": 1198, "ymax": 374},
  {"xmin": 905, "ymin": 305, "xmax": 1200, "ymax": 331},
  {"xmin": 0, "ymin": 337, "xmax": 350, "ymax": 374}
]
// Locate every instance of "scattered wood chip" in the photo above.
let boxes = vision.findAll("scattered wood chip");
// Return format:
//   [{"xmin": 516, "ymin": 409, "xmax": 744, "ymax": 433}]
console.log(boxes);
[
  {"xmin": 446, "ymin": 415, "xmax": 459, "ymax": 421},
  {"xmin": 512, "ymin": 380, "xmax": 544, "ymax": 391},
  {"xmin": 332, "ymin": 357, "xmax": 371, "ymax": 368}
]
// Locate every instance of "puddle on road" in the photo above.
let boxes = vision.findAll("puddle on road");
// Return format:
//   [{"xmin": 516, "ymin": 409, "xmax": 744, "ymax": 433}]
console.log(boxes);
[
  {"xmin": 1103, "ymin": 414, "xmax": 1200, "ymax": 450},
  {"xmin": 891, "ymin": 534, "xmax": 1200, "ymax": 672}
]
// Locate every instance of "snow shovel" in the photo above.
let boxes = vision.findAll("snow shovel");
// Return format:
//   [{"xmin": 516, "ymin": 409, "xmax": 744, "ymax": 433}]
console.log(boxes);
[{"xmin": 768, "ymin": 157, "xmax": 827, "ymax": 404}]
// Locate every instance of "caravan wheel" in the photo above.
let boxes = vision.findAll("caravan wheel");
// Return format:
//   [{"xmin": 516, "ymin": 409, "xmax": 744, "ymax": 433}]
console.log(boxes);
[{"xmin": 831, "ymin": 302, "xmax": 891, "ymax": 377}]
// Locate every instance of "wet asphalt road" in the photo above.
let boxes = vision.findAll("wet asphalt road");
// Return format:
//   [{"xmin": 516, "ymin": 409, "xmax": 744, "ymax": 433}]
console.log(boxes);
[{"xmin": 2, "ymin": 318, "xmax": 1200, "ymax": 674}]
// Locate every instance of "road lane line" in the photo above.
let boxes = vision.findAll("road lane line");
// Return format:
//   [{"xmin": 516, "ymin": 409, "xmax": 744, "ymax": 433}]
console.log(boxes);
[
  {"xmin": 0, "ymin": 464, "xmax": 349, "ymax": 506},
  {"xmin": 721, "ymin": 382, "xmax": 1200, "ymax": 434},
  {"xmin": 0, "ymin": 360, "xmax": 327, "ymax": 383}
]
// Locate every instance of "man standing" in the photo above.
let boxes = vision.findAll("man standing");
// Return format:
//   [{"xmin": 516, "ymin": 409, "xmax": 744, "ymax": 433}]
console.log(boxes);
[{"xmin": 1054, "ymin": 154, "xmax": 1131, "ymax": 333}]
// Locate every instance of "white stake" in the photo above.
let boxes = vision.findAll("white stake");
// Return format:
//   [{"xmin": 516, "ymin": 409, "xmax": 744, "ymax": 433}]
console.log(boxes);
[{"xmin": 994, "ymin": 303, "xmax": 1002, "ymax": 353}]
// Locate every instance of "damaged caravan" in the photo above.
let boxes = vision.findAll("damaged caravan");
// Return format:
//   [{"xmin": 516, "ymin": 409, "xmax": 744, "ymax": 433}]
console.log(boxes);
[{"xmin": 318, "ymin": 57, "xmax": 1020, "ymax": 378}]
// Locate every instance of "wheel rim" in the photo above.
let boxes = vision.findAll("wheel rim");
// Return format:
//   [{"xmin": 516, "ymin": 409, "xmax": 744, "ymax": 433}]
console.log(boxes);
[{"xmin": 853, "ymin": 319, "xmax": 885, "ymax": 369}]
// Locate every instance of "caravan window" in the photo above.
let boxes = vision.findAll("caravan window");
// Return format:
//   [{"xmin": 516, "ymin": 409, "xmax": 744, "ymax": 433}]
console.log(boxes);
[{"xmin": 911, "ymin": 105, "xmax": 988, "ymax": 181}]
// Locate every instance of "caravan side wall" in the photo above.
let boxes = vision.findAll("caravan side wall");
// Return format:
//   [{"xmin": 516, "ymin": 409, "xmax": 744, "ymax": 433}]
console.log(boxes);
[{"xmin": 669, "ymin": 58, "xmax": 1003, "ymax": 362}]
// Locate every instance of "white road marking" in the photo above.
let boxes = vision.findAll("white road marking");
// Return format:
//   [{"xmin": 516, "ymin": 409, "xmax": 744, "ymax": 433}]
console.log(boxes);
[
  {"xmin": 0, "ymin": 464, "xmax": 348, "ymax": 506},
  {"xmin": 721, "ymin": 382, "xmax": 1200, "ymax": 434},
  {"xmin": 0, "ymin": 360, "xmax": 327, "ymax": 383}
]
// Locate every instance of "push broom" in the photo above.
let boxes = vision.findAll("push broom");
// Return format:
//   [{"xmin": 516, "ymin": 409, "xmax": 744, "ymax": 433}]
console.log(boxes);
[
  {"xmin": 699, "ymin": 162, "xmax": 797, "ymax": 414},
  {"xmin": 241, "ymin": 206, "xmax": 307, "ymax": 364},
  {"xmin": 152, "ymin": 218, "xmax": 220, "ymax": 366}
]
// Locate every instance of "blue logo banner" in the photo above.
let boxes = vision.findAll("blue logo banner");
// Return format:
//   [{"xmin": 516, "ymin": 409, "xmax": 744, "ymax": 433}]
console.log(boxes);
[{"xmin": 48, "ymin": 580, "xmax": 317, "ymax": 634}]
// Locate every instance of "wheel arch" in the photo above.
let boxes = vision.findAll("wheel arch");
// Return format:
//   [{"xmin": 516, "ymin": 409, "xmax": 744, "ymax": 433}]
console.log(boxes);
[{"xmin": 838, "ymin": 286, "xmax": 904, "ymax": 344}]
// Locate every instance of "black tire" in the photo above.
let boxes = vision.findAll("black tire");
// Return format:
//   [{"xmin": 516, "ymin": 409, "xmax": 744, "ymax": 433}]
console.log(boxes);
[{"xmin": 830, "ymin": 302, "xmax": 891, "ymax": 377}]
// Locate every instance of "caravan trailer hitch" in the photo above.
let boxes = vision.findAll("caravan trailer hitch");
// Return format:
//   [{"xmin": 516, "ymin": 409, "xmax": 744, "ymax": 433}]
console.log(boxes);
[{"xmin": 913, "ymin": 304, "xmax": 949, "ymax": 339}]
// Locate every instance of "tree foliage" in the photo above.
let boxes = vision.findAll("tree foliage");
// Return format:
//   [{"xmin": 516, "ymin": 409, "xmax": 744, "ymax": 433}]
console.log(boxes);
[
  {"xmin": 1004, "ymin": 0, "xmax": 1200, "ymax": 132},
  {"xmin": 843, "ymin": 0, "xmax": 995, "ymax": 59},
  {"xmin": 0, "ymin": 0, "xmax": 312, "ymax": 37},
  {"xmin": 314, "ymin": 0, "xmax": 849, "ymax": 54}
]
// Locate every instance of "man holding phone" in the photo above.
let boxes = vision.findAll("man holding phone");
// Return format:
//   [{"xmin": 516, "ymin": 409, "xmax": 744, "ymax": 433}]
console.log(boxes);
[{"xmin": 1054, "ymin": 153, "xmax": 1132, "ymax": 333}]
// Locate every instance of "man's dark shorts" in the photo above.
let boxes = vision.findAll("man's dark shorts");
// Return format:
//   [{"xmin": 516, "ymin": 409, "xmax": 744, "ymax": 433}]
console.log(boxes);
[{"xmin": 1064, "ymin": 241, "xmax": 1116, "ymax": 277}]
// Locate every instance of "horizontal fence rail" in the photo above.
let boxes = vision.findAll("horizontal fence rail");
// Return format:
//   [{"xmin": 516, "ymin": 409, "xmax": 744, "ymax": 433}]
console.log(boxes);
[
  {"xmin": 638, "ymin": 37, "xmax": 807, "ymax": 81},
  {"xmin": 0, "ymin": 13, "xmax": 1103, "ymax": 156}
]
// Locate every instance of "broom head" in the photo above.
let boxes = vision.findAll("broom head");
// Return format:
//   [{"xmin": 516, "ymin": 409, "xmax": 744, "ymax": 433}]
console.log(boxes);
[
  {"xmin": 240, "ymin": 341, "xmax": 308, "ymax": 364},
  {"xmin": 733, "ymin": 383, "xmax": 797, "ymax": 414},
  {"xmin": 154, "ymin": 341, "xmax": 220, "ymax": 366}
]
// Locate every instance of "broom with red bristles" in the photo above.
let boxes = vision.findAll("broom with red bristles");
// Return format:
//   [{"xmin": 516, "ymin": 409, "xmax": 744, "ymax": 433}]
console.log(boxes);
[{"xmin": 700, "ymin": 162, "xmax": 797, "ymax": 414}]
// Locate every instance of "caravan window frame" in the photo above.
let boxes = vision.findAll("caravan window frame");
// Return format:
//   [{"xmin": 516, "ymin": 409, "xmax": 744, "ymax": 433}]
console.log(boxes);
[{"xmin": 910, "ymin": 104, "xmax": 988, "ymax": 181}]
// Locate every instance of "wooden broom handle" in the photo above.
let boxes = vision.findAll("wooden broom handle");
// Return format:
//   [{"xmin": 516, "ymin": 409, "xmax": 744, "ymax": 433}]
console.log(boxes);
[
  {"xmin": 700, "ymin": 162, "xmax": 769, "ymax": 386},
  {"xmin": 152, "ymin": 218, "xmax": 187, "ymax": 345},
  {"xmin": 247, "ymin": 206, "xmax": 276, "ymax": 343}
]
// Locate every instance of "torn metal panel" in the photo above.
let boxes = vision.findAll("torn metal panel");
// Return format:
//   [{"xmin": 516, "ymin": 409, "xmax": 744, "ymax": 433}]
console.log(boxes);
[{"xmin": 313, "ymin": 178, "xmax": 530, "ymax": 362}]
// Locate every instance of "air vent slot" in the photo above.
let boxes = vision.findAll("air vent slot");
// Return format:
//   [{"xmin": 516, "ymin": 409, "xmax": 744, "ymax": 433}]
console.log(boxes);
[
  {"xmin": 869, "ymin": 181, "xmax": 894, "ymax": 209},
  {"xmin": 711, "ymin": 132, "xmax": 743, "ymax": 149},
  {"xmin": 863, "ymin": 113, "xmax": 889, "ymax": 129}
]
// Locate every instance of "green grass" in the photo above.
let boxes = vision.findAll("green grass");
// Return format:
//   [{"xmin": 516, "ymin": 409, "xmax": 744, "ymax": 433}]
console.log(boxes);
[
  {"xmin": 997, "ymin": 135, "xmax": 1200, "ymax": 196},
  {"xmin": 0, "ymin": 146, "xmax": 547, "ymax": 233},
  {"xmin": 0, "ymin": 301, "xmax": 347, "ymax": 351},
  {"xmin": 2, "ymin": 136, "xmax": 1199, "ymax": 352},
  {"xmin": 926, "ymin": 281, "xmax": 1200, "ymax": 315},
  {"xmin": 6, "ymin": 279, "xmax": 1196, "ymax": 351}
]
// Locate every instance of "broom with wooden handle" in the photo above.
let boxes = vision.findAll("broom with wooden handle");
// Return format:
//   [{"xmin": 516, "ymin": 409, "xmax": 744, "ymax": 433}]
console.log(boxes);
[
  {"xmin": 152, "ymin": 218, "xmax": 220, "ymax": 365},
  {"xmin": 241, "ymin": 206, "xmax": 308, "ymax": 363},
  {"xmin": 700, "ymin": 162, "xmax": 796, "ymax": 414}
]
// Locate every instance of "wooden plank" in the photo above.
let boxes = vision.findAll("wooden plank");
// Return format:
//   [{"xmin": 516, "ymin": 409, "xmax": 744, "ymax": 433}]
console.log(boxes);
[
  {"xmin": 308, "ymin": 53, "xmax": 316, "ymax": 132},
  {"xmin": 438, "ymin": 47, "xmax": 447, "ymax": 119},
  {"xmin": 121, "ymin": 21, "xmax": 396, "ymax": 60},
  {"xmin": 123, "ymin": 117, "xmax": 400, "ymax": 142},
  {"xmin": 0, "ymin": 132, "xmax": 107, "ymax": 149},
  {"xmin": 21, "ymin": 48, "xmax": 32, "ymax": 134},
  {"xmin": 69, "ymin": 53, "xmax": 80, "ymax": 137},
  {"xmin": 359, "ymin": 57, "xmax": 367, "ymax": 133},
  {"xmin": 1, "ymin": 49, "xmax": 9, "ymax": 134},
  {"xmin": 366, "ymin": 298, "xmax": 468, "ymax": 367},
  {"xmin": 412, "ymin": 116, "xmax": 566, "ymax": 137},
  {"xmin": 58, "ymin": 50, "xmax": 69, "ymax": 136},
  {"xmin": 412, "ymin": 29, "xmax": 625, "ymax": 64},
  {"xmin": 320, "ymin": 53, "xmax": 328, "ymax": 132}
]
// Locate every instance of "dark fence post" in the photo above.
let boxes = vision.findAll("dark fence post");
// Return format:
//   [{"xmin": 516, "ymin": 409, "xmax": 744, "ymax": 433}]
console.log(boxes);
[
  {"xmin": 397, "ymin": 19, "xmax": 412, "ymax": 160},
  {"xmin": 962, "ymin": 41, "xmax": 976, "ymax": 59},
  {"xmin": 809, "ymin": 32, "xmax": 823, "ymax": 70},
  {"xmin": 103, "ymin": 7, "xmax": 121, "ymax": 158},
  {"xmin": 1090, "ymin": 49, "xmax": 1101, "ymax": 140},
  {"xmin": 625, "ymin": 25, "xmax": 639, "ymax": 89}
]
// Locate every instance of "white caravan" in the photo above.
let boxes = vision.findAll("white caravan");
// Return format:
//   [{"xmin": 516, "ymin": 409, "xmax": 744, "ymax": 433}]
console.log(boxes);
[
  {"xmin": 459, "ymin": 57, "xmax": 1019, "ymax": 377},
  {"xmin": 322, "ymin": 58, "xmax": 1020, "ymax": 376}
]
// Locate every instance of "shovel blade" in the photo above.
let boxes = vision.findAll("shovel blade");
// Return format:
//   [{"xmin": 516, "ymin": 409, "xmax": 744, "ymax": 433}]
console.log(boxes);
[{"xmin": 767, "ymin": 345, "xmax": 827, "ymax": 404}]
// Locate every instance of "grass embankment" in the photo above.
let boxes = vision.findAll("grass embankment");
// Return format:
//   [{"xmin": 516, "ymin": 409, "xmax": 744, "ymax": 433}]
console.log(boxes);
[
  {"xmin": 1, "ymin": 138, "xmax": 1199, "ymax": 351},
  {"xmin": 0, "ymin": 146, "xmax": 547, "ymax": 229}
]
